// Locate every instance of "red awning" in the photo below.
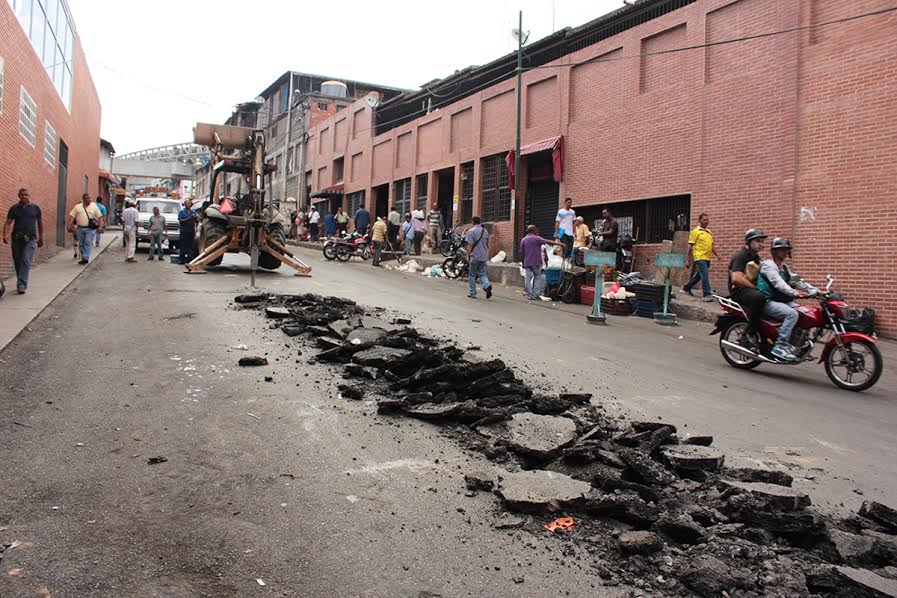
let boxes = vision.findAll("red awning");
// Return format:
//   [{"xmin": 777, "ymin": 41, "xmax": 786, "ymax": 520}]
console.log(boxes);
[
  {"xmin": 310, "ymin": 184, "xmax": 344, "ymax": 199},
  {"xmin": 505, "ymin": 136, "xmax": 563, "ymax": 190},
  {"xmin": 98, "ymin": 170, "xmax": 118, "ymax": 183}
]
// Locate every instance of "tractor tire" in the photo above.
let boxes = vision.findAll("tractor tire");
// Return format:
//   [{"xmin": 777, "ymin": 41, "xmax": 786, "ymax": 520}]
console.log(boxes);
[
  {"xmin": 259, "ymin": 224, "xmax": 286, "ymax": 270},
  {"xmin": 203, "ymin": 219, "xmax": 227, "ymax": 267}
]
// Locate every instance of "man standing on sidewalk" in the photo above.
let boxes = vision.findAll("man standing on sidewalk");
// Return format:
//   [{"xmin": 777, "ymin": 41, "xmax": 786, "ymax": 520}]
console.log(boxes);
[
  {"xmin": 67, "ymin": 194, "xmax": 104, "ymax": 264},
  {"xmin": 554, "ymin": 197, "xmax": 576, "ymax": 258},
  {"xmin": 146, "ymin": 206, "xmax": 167, "ymax": 261},
  {"xmin": 2, "ymin": 188, "xmax": 43, "ymax": 294},
  {"xmin": 178, "ymin": 199, "xmax": 199, "ymax": 264},
  {"xmin": 94, "ymin": 197, "xmax": 107, "ymax": 248},
  {"xmin": 520, "ymin": 225, "xmax": 562, "ymax": 300},
  {"xmin": 387, "ymin": 207, "xmax": 401, "ymax": 249},
  {"xmin": 370, "ymin": 215, "xmax": 388, "ymax": 267},
  {"xmin": 308, "ymin": 206, "xmax": 320, "ymax": 241},
  {"xmin": 122, "ymin": 200, "xmax": 139, "ymax": 262},
  {"xmin": 465, "ymin": 216, "xmax": 492, "ymax": 300},
  {"xmin": 682, "ymin": 212, "xmax": 721, "ymax": 302},
  {"xmin": 354, "ymin": 204, "xmax": 370, "ymax": 236},
  {"xmin": 427, "ymin": 205, "xmax": 443, "ymax": 254}
]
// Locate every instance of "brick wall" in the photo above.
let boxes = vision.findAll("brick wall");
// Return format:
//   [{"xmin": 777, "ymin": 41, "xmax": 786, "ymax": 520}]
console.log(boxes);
[
  {"xmin": 0, "ymin": 2, "xmax": 101, "ymax": 279},
  {"xmin": 303, "ymin": 0, "xmax": 897, "ymax": 335}
]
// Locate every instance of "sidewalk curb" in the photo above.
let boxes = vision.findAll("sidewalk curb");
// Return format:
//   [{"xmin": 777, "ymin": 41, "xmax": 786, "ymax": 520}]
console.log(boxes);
[{"xmin": 0, "ymin": 233, "xmax": 119, "ymax": 354}]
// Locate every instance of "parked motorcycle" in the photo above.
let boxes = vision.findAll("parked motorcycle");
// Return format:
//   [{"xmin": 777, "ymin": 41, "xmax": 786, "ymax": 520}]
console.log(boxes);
[
  {"xmin": 335, "ymin": 233, "xmax": 371, "ymax": 262},
  {"xmin": 711, "ymin": 275, "xmax": 882, "ymax": 391},
  {"xmin": 323, "ymin": 232, "xmax": 352, "ymax": 261},
  {"xmin": 438, "ymin": 228, "xmax": 465, "ymax": 258},
  {"xmin": 442, "ymin": 246, "xmax": 469, "ymax": 279}
]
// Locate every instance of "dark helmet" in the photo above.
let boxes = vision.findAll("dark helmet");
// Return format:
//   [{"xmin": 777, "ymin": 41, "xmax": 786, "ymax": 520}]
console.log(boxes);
[
  {"xmin": 744, "ymin": 228, "xmax": 767, "ymax": 243},
  {"xmin": 770, "ymin": 237, "xmax": 792, "ymax": 251}
]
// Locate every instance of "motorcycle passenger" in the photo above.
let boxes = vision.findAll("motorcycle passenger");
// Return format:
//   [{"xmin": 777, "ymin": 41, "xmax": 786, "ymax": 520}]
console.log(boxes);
[
  {"xmin": 756, "ymin": 237, "xmax": 817, "ymax": 361},
  {"xmin": 728, "ymin": 228, "xmax": 768, "ymax": 347}
]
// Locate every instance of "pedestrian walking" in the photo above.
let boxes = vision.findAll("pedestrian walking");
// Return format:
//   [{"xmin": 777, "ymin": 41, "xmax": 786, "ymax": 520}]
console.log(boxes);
[
  {"xmin": 335, "ymin": 207, "xmax": 349, "ymax": 235},
  {"xmin": 146, "ymin": 207, "xmax": 166, "ymax": 260},
  {"xmin": 178, "ymin": 199, "xmax": 199, "ymax": 264},
  {"xmin": 66, "ymin": 194, "xmax": 104, "ymax": 264},
  {"xmin": 94, "ymin": 197, "xmax": 107, "ymax": 247},
  {"xmin": 554, "ymin": 197, "xmax": 576, "ymax": 258},
  {"xmin": 370, "ymin": 215, "xmax": 388, "ymax": 266},
  {"xmin": 122, "ymin": 200, "xmax": 139, "ymax": 262},
  {"xmin": 401, "ymin": 213, "xmax": 413, "ymax": 256},
  {"xmin": 411, "ymin": 211, "xmax": 426, "ymax": 255},
  {"xmin": 427, "ymin": 205, "xmax": 443, "ymax": 253},
  {"xmin": 2, "ymin": 188, "xmax": 43, "ymax": 294},
  {"xmin": 308, "ymin": 206, "xmax": 320, "ymax": 241},
  {"xmin": 289, "ymin": 210, "xmax": 298, "ymax": 239},
  {"xmin": 354, "ymin": 205, "xmax": 371, "ymax": 235},
  {"xmin": 682, "ymin": 212, "xmax": 721, "ymax": 302},
  {"xmin": 387, "ymin": 208, "xmax": 401, "ymax": 249},
  {"xmin": 465, "ymin": 216, "xmax": 492, "ymax": 299},
  {"xmin": 323, "ymin": 209, "xmax": 337, "ymax": 239},
  {"xmin": 520, "ymin": 225, "xmax": 562, "ymax": 300}
]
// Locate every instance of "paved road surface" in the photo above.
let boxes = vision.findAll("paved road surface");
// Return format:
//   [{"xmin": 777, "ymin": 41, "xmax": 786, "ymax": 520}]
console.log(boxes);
[{"xmin": 0, "ymin": 244, "xmax": 893, "ymax": 597}]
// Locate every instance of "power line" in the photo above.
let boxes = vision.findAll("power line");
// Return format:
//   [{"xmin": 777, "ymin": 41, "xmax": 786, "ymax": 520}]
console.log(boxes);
[{"xmin": 524, "ymin": 5, "xmax": 897, "ymax": 73}]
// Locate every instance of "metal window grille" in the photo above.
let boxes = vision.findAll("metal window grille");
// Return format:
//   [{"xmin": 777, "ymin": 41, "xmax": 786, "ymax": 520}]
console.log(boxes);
[
  {"xmin": 18, "ymin": 86, "xmax": 36, "ymax": 146},
  {"xmin": 415, "ymin": 174, "xmax": 428, "ymax": 210},
  {"xmin": 460, "ymin": 162, "xmax": 474, "ymax": 223},
  {"xmin": 646, "ymin": 194, "xmax": 690, "ymax": 243},
  {"xmin": 347, "ymin": 191, "xmax": 365, "ymax": 214},
  {"xmin": 480, "ymin": 154, "xmax": 511, "ymax": 222},
  {"xmin": 44, "ymin": 121, "xmax": 57, "ymax": 166},
  {"xmin": 393, "ymin": 178, "xmax": 411, "ymax": 215}
]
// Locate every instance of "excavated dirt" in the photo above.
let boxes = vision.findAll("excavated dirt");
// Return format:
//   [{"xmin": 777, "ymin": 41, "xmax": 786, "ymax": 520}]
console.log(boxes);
[{"xmin": 238, "ymin": 292, "xmax": 897, "ymax": 597}]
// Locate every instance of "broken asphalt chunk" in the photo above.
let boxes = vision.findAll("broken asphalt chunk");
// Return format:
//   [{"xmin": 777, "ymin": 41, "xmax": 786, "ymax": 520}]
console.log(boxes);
[
  {"xmin": 464, "ymin": 471, "xmax": 495, "ymax": 492},
  {"xmin": 238, "ymin": 356, "xmax": 268, "ymax": 367},
  {"xmin": 265, "ymin": 306, "xmax": 292, "ymax": 318},
  {"xmin": 618, "ymin": 531, "xmax": 664, "ymax": 555},
  {"xmin": 352, "ymin": 346, "xmax": 412, "ymax": 368},
  {"xmin": 147, "ymin": 456, "xmax": 168, "ymax": 465},
  {"xmin": 860, "ymin": 501, "xmax": 897, "ymax": 534},
  {"xmin": 719, "ymin": 480, "xmax": 811, "ymax": 511},
  {"xmin": 662, "ymin": 445, "xmax": 725, "ymax": 472},
  {"xmin": 502, "ymin": 413, "xmax": 577, "ymax": 460},
  {"xmin": 234, "ymin": 293, "xmax": 269, "ymax": 304},
  {"xmin": 496, "ymin": 470, "xmax": 592, "ymax": 513},
  {"xmin": 653, "ymin": 514, "xmax": 707, "ymax": 545},
  {"xmin": 807, "ymin": 565, "xmax": 897, "ymax": 597},
  {"xmin": 618, "ymin": 448, "xmax": 676, "ymax": 487}
]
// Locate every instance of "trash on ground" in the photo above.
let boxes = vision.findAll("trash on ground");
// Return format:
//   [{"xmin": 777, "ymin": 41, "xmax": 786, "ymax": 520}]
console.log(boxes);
[
  {"xmin": 544, "ymin": 517, "xmax": 576, "ymax": 533},
  {"xmin": 146, "ymin": 456, "xmax": 168, "ymax": 465}
]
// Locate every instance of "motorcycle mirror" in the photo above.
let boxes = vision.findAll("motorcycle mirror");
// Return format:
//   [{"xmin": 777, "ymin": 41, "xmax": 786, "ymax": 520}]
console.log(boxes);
[{"xmin": 825, "ymin": 274, "xmax": 834, "ymax": 291}]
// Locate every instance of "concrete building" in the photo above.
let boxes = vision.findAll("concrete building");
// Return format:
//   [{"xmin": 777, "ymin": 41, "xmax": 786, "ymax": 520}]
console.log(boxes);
[
  {"xmin": 0, "ymin": 0, "xmax": 101, "ymax": 276},
  {"xmin": 304, "ymin": 0, "xmax": 897, "ymax": 335}
]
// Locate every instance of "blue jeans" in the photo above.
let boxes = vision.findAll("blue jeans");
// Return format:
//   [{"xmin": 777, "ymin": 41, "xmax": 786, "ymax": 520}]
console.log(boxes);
[
  {"xmin": 468, "ymin": 259, "xmax": 491, "ymax": 297},
  {"xmin": 94, "ymin": 232, "xmax": 102, "ymax": 247},
  {"xmin": 763, "ymin": 300, "xmax": 799, "ymax": 349},
  {"xmin": 149, "ymin": 233, "xmax": 165, "ymax": 258},
  {"xmin": 11, "ymin": 238, "xmax": 37, "ymax": 290},
  {"xmin": 404, "ymin": 236, "xmax": 412, "ymax": 256},
  {"xmin": 76, "ymin": 227, "xmax": 96, "ymax": 261},
  {"xmin": 524, "ymin": 266, "xmax": 543, "ymax": 299},
  {"xmin": 684, "ymin": 259, "xmax": 712, "ymax": 297}
]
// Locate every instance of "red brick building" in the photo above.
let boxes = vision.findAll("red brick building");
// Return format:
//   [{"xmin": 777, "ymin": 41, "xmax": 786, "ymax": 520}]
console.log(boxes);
[
  {"xmin": 1, "ymin": 0, "xmax": 102, "ymax": 276},
  {"xmin": 305, "ymin": 0, "xmax": 896, "ymax": 335}
]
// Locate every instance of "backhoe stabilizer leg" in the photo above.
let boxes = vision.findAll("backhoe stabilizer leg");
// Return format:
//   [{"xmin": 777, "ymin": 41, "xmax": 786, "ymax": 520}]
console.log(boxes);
[
  {"xmin": 186, "ymin": 235, "xmax": 231, "ymax": 272},
  {"xmin": 261, "ymin": 238, "xmax": 312, "ymax": 277}
]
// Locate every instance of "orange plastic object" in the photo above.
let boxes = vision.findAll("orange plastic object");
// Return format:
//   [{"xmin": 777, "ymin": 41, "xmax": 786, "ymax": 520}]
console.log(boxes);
[{"xmin": 544, "ymin": 517, "xmax": 575, "ymax": 532}]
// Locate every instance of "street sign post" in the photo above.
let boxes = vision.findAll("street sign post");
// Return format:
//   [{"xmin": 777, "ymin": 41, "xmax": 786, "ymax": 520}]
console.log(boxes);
[
  {"xmin": 583, "ymin": 250, "xmax": 617, "ymax": 324},
  {"xmin": 653, "ymin": 252, "xmax": 685, "ymax": 326}
]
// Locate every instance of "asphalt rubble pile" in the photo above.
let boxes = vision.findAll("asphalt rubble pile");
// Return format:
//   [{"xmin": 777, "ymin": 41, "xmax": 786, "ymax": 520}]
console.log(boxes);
[{"xmin": 236, "ymin": 291, "xmax": 897, "ymax": 597}]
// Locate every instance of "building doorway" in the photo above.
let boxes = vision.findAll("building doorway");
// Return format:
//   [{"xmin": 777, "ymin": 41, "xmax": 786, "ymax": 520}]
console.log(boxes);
[
  {"xmin": 524, "ymin": 152, "xmax": 559, "ymax": 239},
  {"xmin": 373, "ymin": 184, "xmax": 389, "ymax": 219},
  {"xmin": 436, "ymin": 168, "xmax": 454, "ymax": 229},
  {"xmin": 56, "ymin": 140, "xmax": 69, "ymax": 247}
]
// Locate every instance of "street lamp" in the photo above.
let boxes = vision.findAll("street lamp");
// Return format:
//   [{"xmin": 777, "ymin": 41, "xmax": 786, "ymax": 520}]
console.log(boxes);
[{"xmin": 512, "ymin": 12, "xmax": 529, "ymax": 261}]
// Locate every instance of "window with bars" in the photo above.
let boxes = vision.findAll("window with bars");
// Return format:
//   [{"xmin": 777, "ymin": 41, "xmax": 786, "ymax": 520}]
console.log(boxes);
[
  {"xmin": 460, "ymin": 162, "xmax": 474, "ymax": 224},
  {"xmin": 19, "ymin": 86, "xmax": 36, "ymax": 146},
  {"xmin": 480, "ymin": 154, "xmax": 511, "ymax": 222},
  {"xmin": 333, "ymin": 157, "xmax": 344, "ymax": 183},
  {"xmin": 347, "ymin": 190, "xmax": 365, "ymax": 214},
  {"xmin": 44, "ymin": 121, "xmax": 57, "ymax": 166},
  {"xmin": 597, "ymin": 195, "xmax": 690, "ymax": 243},
  {"xmin": 415, "ymin": 174, "xmax": 428, "ymax": 210},
  {"xmin": 393, "ymin": 178, "xmax": 411, "ymax": 215}
]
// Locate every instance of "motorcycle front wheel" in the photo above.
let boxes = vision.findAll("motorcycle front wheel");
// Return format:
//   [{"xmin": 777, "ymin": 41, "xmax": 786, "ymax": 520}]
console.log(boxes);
[
  {"xmin": 323, "ymin": 242, "xmax": 338, "ymax": 261},
  {"xmin": 824, "ymin": 338, "xmax": 883, "ymax": 392},
  {"xmin": 361, "ymin": 245, "xmax": 371, "ymax": 260},
  {"xmin": 439, "ymin": 241, "xmax": 453, "ymax": 258},
  {"xmin": 335, "ymin": 245, "xmax": 352, "ymax": 262},
  {"xmin": 442, "ymin": 257, "xmax": 463, "ymax": 279},
  {"xmin": 720, "ymin": 322, "xmax": 762, "ymax": 370}
]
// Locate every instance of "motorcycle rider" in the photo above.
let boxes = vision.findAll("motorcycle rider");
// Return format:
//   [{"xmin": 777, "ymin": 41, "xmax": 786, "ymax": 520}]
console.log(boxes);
[
  {"xmin": 728, "ymin": 229, "xmax": 767, "ymax": 347},
  {"xmin": 756, "ymin": 237, "xmax": 818, "ymax": 361}
]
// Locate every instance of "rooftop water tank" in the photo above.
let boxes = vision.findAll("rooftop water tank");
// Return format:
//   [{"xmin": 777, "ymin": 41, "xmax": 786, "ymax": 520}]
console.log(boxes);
[{"xmin": 320, "ymin": 80, "xmax": 348, "ymax": 98}]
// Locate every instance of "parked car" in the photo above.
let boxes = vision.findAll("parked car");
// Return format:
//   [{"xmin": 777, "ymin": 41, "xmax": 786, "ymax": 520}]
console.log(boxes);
[{"xmin": 135, "ymin": 197, "xmax": 182, "ymax": 250}]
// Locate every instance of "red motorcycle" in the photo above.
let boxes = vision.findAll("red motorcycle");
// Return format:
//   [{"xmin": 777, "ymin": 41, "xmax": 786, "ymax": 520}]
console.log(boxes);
[
  {"xmin": 712, "ymin": 275, "xmax": 882, "ymax": 391},
  {"xmin": 334, "ymin": 232, "xmax": 371, "ymax": 262}
]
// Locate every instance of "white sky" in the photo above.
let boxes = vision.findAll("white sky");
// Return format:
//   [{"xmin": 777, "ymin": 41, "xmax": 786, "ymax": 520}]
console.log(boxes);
[{"xmin": 72, "ymin": 0, "xmax": 625, "ymax": 154}]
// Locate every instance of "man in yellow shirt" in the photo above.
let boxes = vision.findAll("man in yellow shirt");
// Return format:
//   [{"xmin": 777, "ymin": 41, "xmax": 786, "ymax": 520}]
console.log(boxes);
[
  {"xmin": 682, "ymin": 212, "xmax": 720, "ymax": 301},
  {"xmin": 370, "ymin": 215, "xmax": 388, "ymax": 267},
  {"xmin": 66, "ymin": 194, "xmax": 105, "ymax": 265}
]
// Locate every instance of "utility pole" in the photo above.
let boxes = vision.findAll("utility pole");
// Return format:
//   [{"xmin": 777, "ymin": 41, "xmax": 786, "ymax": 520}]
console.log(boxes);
[
  {"xmin": 512, "ymin": 10, "xmax": 524, "ymax": 261},
  {"xmin": 280, "ymin": 74, "xmax": 294, "ymax": 212}
]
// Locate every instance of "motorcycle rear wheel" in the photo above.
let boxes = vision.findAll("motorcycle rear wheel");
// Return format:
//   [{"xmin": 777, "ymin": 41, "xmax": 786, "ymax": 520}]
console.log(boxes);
[
  {"xmin": 323, "ymin": 242, "xmax": 338, "ymax": 261},
  {"xmin": 361, "ymin": 245, "xmax": 371, "ymax": 260},
  {"xmin": 335, "ymin": 245, "xmax": 352, "ymax": 262},
  {"xmin": 442, "ymin": 257, "xmax": 463, "ymax": 279},
  {"xmin": 439, "ymin": 241, "xmax": 454, "ymax": 258},
  {"xmin": 720, "ymin": 322, "xmax": 762, "ymax": 369},
  {"xmin": 824, "ymin": 338, "xmax": 882, "ymax": 392}
]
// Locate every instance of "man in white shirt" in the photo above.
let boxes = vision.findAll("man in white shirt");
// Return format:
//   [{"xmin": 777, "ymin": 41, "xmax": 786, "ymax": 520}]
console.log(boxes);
[
  {"xmin": 122, "ymin": 200, "xmax": 140, "ymax": 262},
  {"xmin": 554, "ymin": 197, "xmax": 576, "ymax": 258},
  {"xmin": 308, "ymin": 206, "xmax": 321, "ymax": 241}
]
